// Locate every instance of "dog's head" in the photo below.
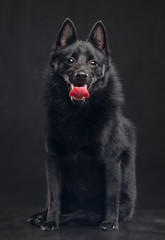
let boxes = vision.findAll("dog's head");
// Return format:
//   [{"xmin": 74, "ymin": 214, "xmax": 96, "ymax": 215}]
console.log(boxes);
[{"xmin": 50, "ymin": 18, "xmax": 111, "ymax": 104}]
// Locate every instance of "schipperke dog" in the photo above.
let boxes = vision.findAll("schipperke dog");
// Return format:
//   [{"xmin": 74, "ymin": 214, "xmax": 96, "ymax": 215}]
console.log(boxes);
[{"xmin": 28, "ymin": 18, "xmax": 136, "ymax": 231}]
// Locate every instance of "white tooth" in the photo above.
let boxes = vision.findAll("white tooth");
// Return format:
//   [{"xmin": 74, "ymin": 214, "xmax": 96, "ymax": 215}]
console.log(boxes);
[
  {"xmin": 71, "ymin": 96, "xmax": 73, "ymax": 101},
  {"xmin": 71, "ymin": 84, "xmax": 74, "ymax": 89},
  {"xmin": 84, "ymin": 84, "xmax": 87, "ymax": 89}
]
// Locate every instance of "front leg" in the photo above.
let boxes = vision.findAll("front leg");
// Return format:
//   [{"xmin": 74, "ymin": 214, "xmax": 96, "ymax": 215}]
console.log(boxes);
[
  {"xmin": 100, "ymin": 159, "xmax": 121, "ymax": 231},
  {"xmin": 40, "ymin": 152, "xmax": 63, "ymax": 231}
]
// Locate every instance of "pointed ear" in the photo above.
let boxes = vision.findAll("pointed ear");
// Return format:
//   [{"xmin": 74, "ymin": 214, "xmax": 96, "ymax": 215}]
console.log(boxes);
[
  {"xmin": 87, "ymin": 21, "xmax": 110, "ymax": 54},
  {"xmin": 56, "ymin": 18, "xmax": 77, "ymax": 48}
]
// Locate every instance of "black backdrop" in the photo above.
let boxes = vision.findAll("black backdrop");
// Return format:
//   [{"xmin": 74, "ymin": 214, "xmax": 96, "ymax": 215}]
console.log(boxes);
[{"xmin": 0, "ymin": 0, "xmax": 165, "ymax": 210}]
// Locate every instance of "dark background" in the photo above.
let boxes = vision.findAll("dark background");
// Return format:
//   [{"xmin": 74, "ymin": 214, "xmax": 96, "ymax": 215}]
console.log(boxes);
[{"xmin": 0, "ymin": 0, "xmax": 165, "ymax": 211}]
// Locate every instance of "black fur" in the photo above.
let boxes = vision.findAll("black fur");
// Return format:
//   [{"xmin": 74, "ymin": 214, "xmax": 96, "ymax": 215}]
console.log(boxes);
[{"xmin": 28, "ymin": 18, "xmax": 136, "ymax": 231}]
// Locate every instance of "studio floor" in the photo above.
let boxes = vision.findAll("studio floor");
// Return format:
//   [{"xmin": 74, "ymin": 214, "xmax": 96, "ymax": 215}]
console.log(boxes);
[{"xmin": 0, "ymin": 208, "xmax": 165, "ymax": 240}]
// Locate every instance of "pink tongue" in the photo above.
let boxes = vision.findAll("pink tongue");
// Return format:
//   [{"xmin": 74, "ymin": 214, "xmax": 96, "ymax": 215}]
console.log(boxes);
[{"xmin": 69, "ymin": 87, "xmax": 89, "ymax": 99}]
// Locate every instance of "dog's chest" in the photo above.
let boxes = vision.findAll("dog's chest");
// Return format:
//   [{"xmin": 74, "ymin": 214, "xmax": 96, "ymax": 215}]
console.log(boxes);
[{"xmin": 55, "ymin": 110, "xmax": 103, "ymax": 150}]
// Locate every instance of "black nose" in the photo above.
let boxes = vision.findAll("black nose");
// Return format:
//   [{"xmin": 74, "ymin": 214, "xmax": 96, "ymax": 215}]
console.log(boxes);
[{"xmin": 75, "ymin": 72, "xmax": 88, "ymax": 80}]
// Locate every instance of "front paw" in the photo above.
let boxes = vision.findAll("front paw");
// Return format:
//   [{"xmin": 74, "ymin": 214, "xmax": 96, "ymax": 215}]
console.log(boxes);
[
  {"xmin": 100, "ymin": 221, "xmax": 119, "ymax": 231},
  {"xmin": 40, "ymin": 221, "xmax": 59, "ymax": 231},
  {"xmin": 28, "ymin": 212, "xmax": 46, "ymax": 227}
]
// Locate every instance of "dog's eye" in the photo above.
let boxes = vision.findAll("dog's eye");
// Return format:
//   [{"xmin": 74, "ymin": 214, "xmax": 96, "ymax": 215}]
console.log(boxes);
[
  {"xmin": 65, "ymin": 58, "xmax": 75, "ymax": 65},
  {"xmin": 89, "ymin": 60, "xmax": 98, "ymax": 67}
]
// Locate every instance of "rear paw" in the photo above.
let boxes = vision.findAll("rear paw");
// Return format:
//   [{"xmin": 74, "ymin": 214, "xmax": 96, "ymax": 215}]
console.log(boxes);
[
  {"xmin": 40, "ymin": 221, "xmax": 59, "ymax": 231},
  {"xmin": 28, "ymin": 212, "xmax": 47, "ymax": 227},
  {"xmin": 100, "ymin": 221, "xmax": 119, "ymax": 231}
]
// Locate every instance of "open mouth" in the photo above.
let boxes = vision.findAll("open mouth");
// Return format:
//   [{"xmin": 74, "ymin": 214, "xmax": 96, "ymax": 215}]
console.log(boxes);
[{"xmin": 66, "ymin": 83, "xmax": 92, "ymax": 102}]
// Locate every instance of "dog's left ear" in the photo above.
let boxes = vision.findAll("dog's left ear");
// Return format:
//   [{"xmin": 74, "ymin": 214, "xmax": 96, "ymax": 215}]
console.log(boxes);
[
  {"xmin": 87, "ymin": 21, "xmax": 110, "ymax": 54},
  {"xmin": 56, "ymin": 18, "xmax": 77, "ymax": 48}
]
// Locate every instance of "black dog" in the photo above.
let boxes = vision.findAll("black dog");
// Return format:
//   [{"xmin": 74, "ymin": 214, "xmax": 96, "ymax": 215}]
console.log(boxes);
[{"xmin": 28, "ymin": 18, "xmax": 136, "ymax": 231}]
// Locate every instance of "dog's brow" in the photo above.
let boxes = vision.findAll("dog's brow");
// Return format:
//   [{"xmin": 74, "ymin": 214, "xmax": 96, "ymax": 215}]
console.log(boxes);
[
  {"xmin": 87, "ymin": 55, "xmax": 94, "ymax": 61},
  {"xmin": 71, "ymin": 52, "xmax": 78, "ymax": 59}
]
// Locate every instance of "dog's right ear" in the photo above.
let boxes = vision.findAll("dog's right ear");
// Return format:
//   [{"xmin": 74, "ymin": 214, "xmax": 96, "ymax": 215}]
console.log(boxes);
[{"xmin": 56, "ymin": 18, "xmax": 77, "ymax": 48}]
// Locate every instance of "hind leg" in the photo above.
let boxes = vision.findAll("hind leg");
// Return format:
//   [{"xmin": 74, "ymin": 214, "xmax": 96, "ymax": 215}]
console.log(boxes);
[{"xmin": 119, "ymin": 151, "xmax": 136, "ymax": 223}]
